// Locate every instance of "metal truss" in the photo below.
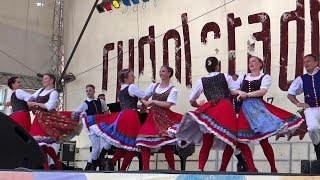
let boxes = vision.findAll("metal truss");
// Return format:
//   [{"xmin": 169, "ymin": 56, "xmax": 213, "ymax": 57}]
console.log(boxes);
[
  {"xmin": 50, "ymin": 0, "xmax": 65, "ymax": 110},
  {"xmin": 0, "ymin": 72, "xmax": 42, "ymax": 90}
]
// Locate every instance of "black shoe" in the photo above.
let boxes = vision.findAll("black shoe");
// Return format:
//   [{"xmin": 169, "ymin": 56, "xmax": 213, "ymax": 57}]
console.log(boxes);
[
  {"xmin": 99, "ymin": 158, "xmax": 106, "ymax": 171},
  {"xmin": 84, "ymin": 162, "xmax": 92, "ymax": 171},
  {"xmin": 90, "ymin": 159, "xmax": 99, "ymax": 171},
  {"xmin": 105, "ymin": 158, "xmax": 114, "ymax": 171},
  {"xmin": 314, "ymin": 143, "xmax": 320, "ymax": 160},
  {"xmin": 49, "ymin": 164, "xmax": 56, "ymax": 170}
]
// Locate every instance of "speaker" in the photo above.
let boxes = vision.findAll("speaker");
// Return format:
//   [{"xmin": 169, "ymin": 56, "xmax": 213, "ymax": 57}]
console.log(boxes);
[
  {"xmin": 301, "ymin": 160, "xmax": 320, "ymax": 174},
  {"xmin": 0, "ymin": 112, "xmax": 46, "ymax": 169},
  {"xmin": 301, "ymin": 160, "xmax": 310, "ymax": 174}
]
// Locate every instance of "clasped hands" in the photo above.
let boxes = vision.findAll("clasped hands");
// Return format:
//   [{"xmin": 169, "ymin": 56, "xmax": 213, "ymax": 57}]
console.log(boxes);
[{"xmin": 236, "ymin": 91, "xmax": 250, "ymax": 102}]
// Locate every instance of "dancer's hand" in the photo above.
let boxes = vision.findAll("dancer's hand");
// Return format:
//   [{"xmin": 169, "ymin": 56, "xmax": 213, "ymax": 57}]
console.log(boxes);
[
  {"xmin": 236, "ymin": 95, "xmax": 242, "ymax": 102},
  {"xmin": 239, "ymin": 92, "xmax": 249, "ymax": 100},
  {"xmin": 140, "ymin": 105, "xmax": 148, "ymax": 113},
  {"xmin": 296, "ymin": 102, "xmax": 310, "ymax": 109},
  {"xmin": 27, "ymin": 101, "xmax": 37, "ymax": 107},
  {"xmin": 144, "ymin": 100, "xmax": 154, "ymax": 107}
]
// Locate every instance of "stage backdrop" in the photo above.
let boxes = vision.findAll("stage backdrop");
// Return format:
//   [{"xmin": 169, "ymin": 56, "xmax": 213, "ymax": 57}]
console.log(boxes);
[{"xmin": 63, "ymin": 0, "xmax": 320, "ymax": 172}]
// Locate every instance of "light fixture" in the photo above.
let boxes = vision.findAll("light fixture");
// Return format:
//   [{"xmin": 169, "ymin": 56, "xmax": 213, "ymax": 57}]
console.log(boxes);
[
  {"xmin": 96, "ymin": 0, "xmax": 150, "ymax": 13},
  {"xmin": 96, "ymin": 0, "xmax": 113, "ymax": 13},
  {"xmin": 35, "ymin": 0, "xmax": 44, "ymax": 6},
  {"xmin": 63, "ymin": 73, "xmax": 76, "ymax": 84},
  {"xmin": 96, "ymin": 0, "xmax": 106, "ymax": 13}
]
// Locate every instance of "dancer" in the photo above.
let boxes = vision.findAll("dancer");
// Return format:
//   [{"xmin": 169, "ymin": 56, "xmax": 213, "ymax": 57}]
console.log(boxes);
[
  {"xmin": 287, "ymin": 54, "xmax": 320, "ymax": 159},
  {"xmin": 237, "ymin": 56, "xmax": 304, "ymax": 173},
  {"xmin": 137, "ymin": 65, "xmax": 182, "ymax": 170},
  {"xmin": 76, "ymin": 84, "xmax": 110, "ymax": 170},
  {"xmin": 229, "ymin": 74, "xmax": 250, "ymax": 172},
  {"xmin": 7, "ymin": 76, "xmax": 32, "ymax": 130},
  {"xmin": 175, "ymin": 57, "xmax": 256, "ymax": 172},
  {"xmin": 28, "ymin": 73, "xmax": 82, "ymax": 170},
  {"xmin": 89, "ymin": 69, "xmax": 146, "ymax": 171}
]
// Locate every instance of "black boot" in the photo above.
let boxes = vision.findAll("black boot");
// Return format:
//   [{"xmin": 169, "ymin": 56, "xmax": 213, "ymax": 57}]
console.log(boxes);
[
  {"xmin": 84, "ymin": 162, "xmax": 92, "ymax": 170},
  {"xmin": 314, "ymin": 143, "xmax": 320, "ymax": 160},
  {"xmin": 108, "ymin": 158, "xmax": 115, "ymax": 171},
  {"xmin": 90, "ymin": 159, "xmax": 99, "ymax": 171},
  {"xmin": 98, "ymin": 148, "xmax": 108, "ymax": 171},
  {"xmin": 235, "ymin": 153, "xmax": 248, "ymax": 172}
]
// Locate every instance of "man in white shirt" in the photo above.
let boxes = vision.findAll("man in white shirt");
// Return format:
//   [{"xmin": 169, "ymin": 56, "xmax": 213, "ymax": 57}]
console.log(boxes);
[
  {"xmin": 76, "ymin": 84, "xmax": 110, "ymax": 170},
  {"xmin": 288, "ymin": 54, "xmax": 320, "ymax": 159}
]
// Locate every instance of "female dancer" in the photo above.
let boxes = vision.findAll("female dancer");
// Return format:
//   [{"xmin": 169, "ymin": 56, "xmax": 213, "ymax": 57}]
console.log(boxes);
[
  {"xmin": 236, "ymin": 56, "xmax": 304, "ymax": 173},
  {"xmin": 137, "ymin": 65, "xmax": 182, "ymax": 170},
  {"xmin": 89, "ymin": 69, "xmax": 146, "ymax": 171},
  {"xmin": 175, "ymin": 57, "xmax": 256, "ymax": 172},
  {"xmin": 7, "ymin": 76, "xmax": 32, "ymax": 130},
  {"xmin": 28, "ymin": 73, "xmax": 82, "ymax": 170}
]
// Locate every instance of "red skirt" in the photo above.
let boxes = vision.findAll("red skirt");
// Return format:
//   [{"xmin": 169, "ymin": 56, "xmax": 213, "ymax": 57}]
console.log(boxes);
[
  {"xmin": 29, "ymin": 111, "xmax": 82, "ymax": 146},
  {"xmin": 276, "ymin": 110, "xmax": 308, "ymax": 141},
  {"xmin": 9, "ymin": 111, "xmax": 31, "ymax": 131},
  {"xmin": 136, "ymin": 106, "xmax": 183, "ymax": 148},
  {"xmin": 175, "ymin": 99, "xmax": 238, "ymax": 149},
  {"xmin": 89, "ymin": 109, "xmax": 141, "ymax": 151}
]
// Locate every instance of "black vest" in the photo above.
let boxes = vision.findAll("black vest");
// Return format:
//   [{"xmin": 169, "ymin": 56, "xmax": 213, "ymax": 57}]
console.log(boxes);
[
  {"xmin": 11, "ymin": 91, "xmax": 29, "ymax": 112},
  {"xmin": 240, "ymin": 74, "xmax": 265, "ymax": 99},
  {"xmin": 201, "ymin": 73, "xmax": 230, "ymax": 101},
  {"xmin": 119, "ymin": 86, "xmax": 138, "ymax": 110},
  {"xmin": 85, "ymin": 99, "xmax": 103, "ymax": 115}
]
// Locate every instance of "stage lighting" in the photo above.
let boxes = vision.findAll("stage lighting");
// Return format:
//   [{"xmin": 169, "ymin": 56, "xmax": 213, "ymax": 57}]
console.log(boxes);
[
  {"xmin": 96, "ymin": 1, "xmax": 106, "ymax": 13},
  {"xmin": 112, "ymin": 0, "xmax": 120, "ymax": 8},
  {"xmin": 97, "ymin": 0, "xmax": 115, "ymax": 13},
  {"xmin": 123, "ymin": 0, "xmax": 131, "ymax": 6},
  {"xmin": 63, "ymin": 73, "xmax": 76, "ymax": 84},
  {"xmin": 36, "ymin": 73, "xmax": 44, "ymax": 78},
  {"xmin": 132, "ymin": 0, "xmax": 139, "ymax": 4},
  {"xmin": 35, "ymin": 0, "xmax": 45, "ymax": 6},
  {"xmin": 104, "ymin": 2, "xmax": 112, "ymax": 11}
]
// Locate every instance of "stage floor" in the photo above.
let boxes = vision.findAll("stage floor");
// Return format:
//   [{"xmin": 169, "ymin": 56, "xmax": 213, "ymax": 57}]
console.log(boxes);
[{"xmin": 1, "ymin": 170, "xmax": 319, "ymax": 180}]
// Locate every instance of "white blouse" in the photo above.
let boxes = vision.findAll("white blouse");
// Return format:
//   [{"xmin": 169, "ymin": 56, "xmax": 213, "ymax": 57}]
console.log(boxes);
[
  {"xmin": 32, "ymin": 88, "xmax": 58, "ymax": 111},
  {"xmin": 145, "ymin": 83, "xmax": 178, "ymax": 105},
  {"xmin": 121, "ymin": 84, "xmax": 146, "ymax": 99},
  {"xmin": 14, "ymin": 89, "xmax": 32, "ymax": 101},
  {"xmin": 237, "ymin": 73, "xmax": 272, "ymax": 91}
]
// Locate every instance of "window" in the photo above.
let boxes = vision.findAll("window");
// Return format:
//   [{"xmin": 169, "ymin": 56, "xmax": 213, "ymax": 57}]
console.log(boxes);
[{"xmin": 0, "ymin": 89, "xmax": 7, "ymax": 113}]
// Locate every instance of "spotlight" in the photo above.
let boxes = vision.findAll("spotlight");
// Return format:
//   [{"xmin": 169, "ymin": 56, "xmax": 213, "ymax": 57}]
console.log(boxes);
[
  {"xmin": 96, "ymin": 0, "xmax": 113, "ymax": 13},
  {"xmin": 112, "ymin": 0, "xmax": 120, "ymax": 8},
  {"xmin": 36, "ymin": 73, "xmax": 44, "ymax": 78},
  {"xmin": 35, "ymin": 0, "xmax": 45, "ymax": 6},
  {"xmin": 104, "ymin": 2, "xmax": 112, "ymax": 11},
  {"xmin": 63, "ymin": 73, "xmax": 76, "ymax": 84},
  {"xmin": 123, "ymin": 0, "xmax": 130, "ymax": 6},
  {"xmin": 132, "ymin": 0, "xmax": 139, "ymax": 4},
  {"xmin": 96, "ymin": 1, "xmax": 106, "ymax": 13}
]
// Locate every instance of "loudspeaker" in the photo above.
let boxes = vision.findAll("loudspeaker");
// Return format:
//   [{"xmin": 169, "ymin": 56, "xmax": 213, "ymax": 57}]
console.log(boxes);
[
  {"xmin": 301, "ymin": 160, "xmax": 320, "ymax": 174},
  {"xmin": 0, "ymin": 112, "xmax": 46, "ymax": 169}
]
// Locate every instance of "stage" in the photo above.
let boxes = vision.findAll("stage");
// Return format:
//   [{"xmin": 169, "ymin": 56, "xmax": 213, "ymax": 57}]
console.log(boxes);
[{"xmin": 1, "ymin": 170, "xmax": 319, "ymax": 180}]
